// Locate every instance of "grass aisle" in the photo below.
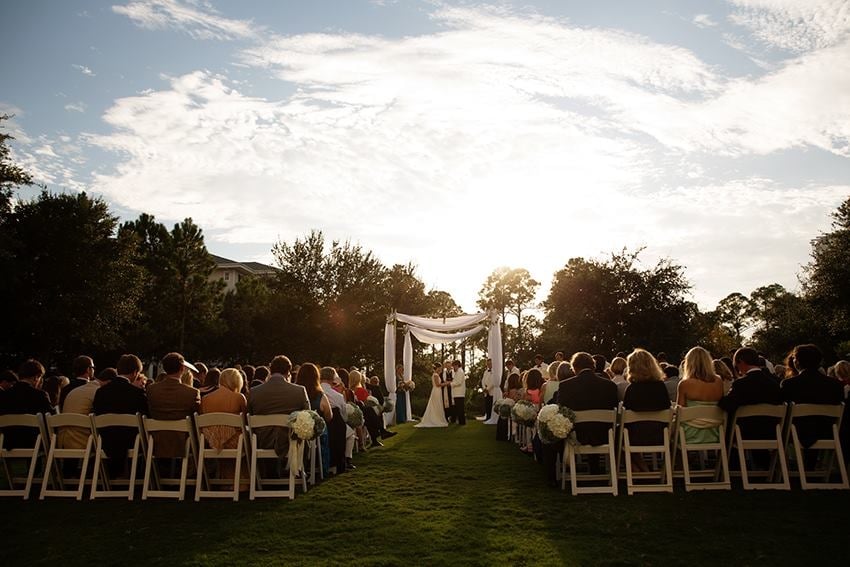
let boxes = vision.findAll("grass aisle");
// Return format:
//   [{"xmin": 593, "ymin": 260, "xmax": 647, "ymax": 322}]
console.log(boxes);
[{"xmin": 5, "ymin": 421, "xmax": 850, "ymax": 566}]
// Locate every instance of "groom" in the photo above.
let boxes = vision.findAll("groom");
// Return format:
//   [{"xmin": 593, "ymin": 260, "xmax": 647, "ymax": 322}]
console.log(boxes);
[
  {"xmin": 441, "ymin": 360, "xmax": 454, "ymax": 423},
  {"xmin": 450, "ymin": 360, "xmax": 467, "ymax": 425}
]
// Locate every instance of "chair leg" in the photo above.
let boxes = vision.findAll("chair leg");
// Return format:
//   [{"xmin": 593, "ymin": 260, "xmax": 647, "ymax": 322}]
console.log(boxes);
[
  {"xmin": 90, "ymin": 439, "xmax": 102, "ymax": 501},
  {"xmin": 250, "ymin": 437, "xmax": 257, "ymax": 501},
  {"xmin": 128, "ymin": 436, "xmax": 140, "ymax": 501},
  {"xmin": 233, "ymin": 437, "xmax": 242, "ymax": 502},
  {"xmin": 40, "ymin": 436, "xmax": 58, "ymax": 500},
  {"xmin": 76, "ymin": 438, "xmax": 93, "ymax": 501},
  {"xmin": 195, "ymin": 446, "xmax": 205, "ymax": 502},
  {"xmin": 142, "ymin": 436, "xmax": 154, "ymax": 500}
]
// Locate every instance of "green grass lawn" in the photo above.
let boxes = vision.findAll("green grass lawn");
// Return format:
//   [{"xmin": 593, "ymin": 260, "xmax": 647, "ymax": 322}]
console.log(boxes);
[{"xmin": 5, "ymin": 421, "xmax": 850, "ymax": 566}]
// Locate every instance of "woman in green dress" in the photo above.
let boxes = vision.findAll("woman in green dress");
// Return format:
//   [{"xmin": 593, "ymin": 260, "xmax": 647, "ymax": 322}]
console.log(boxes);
[{"xmin": 677, "ymin": 346, "xmax": 724, "ymax": 443}]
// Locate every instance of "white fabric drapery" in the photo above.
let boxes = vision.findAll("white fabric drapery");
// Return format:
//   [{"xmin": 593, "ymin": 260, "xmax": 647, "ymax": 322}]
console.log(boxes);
[
  {"xmin": 407, "ymin": 325, "xmax": 486, "ymax": 345},
  {"xmin": 395, "ymin": 312, "xmax": 489, "ymax": 331}
]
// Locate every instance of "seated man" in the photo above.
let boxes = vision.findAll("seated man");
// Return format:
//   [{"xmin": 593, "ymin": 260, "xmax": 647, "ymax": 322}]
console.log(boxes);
[
  {"xmin": 718, "ymin": 347, "xmax": 782, "ymax": 440},
  {"xmin": 247, "ymin": 355, "xmax": 310, "ymax": 459},
  {"xmin": 0, "ymin": 359, "xmax": 52, "ymax": 449},
  {"xmin": 93, "ymin": 354, "xmax": 149, "ymax": 477},
  {"xmin": 58, "ymin": 355, "xmax": 95, "ymax": 411},
  {"xmin": 145, "ymin": 352, "xmax": 200, "ymax": 458}
]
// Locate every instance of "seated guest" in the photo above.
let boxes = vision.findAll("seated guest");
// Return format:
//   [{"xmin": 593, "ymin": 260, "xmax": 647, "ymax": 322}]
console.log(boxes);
[
  {"xmin": 200, "ymin": 368, "xmax": 247, "ymax": 486},
  {"xmin": 200, "ymin": 367, "xmax": 220, "ymax": 396},
  {"xmin": 0, "ymin": 369, "xmax": 18, "ymax": 391},
  {"xmin": 542, "ymin": 362, "xmax": 563, "ymax": 404},
  {"xmin": 609, "ymin": 357, "xmax": 628, "ymax": 401},
  {"xmin": 320, "ymin": 366, "xmax": 356, "ymax": 472},
  {"xmin": 713, "ymin": 359, "xmax": 734, "ymax": 394},
  {"xmin": 296, "ymin": 363, "xmax": 333, "ymax": 478},
  {"xmin": 0, "ymin": 359, "xmax": 52, "ymax": 448},
  {"xmin": 243, "ymin": 365, "xmax": 255, "ymax": 385},
  {"xmin": 504, "ymin": 373, "xmax": 523, "ymax": 401},
  {"xmin": 251, "ymin": 366, "xmax": 270, "ymax": 389},
  {"xmin": 247, "ymin": 355, "xmax": 310, "ymax": 459},
  {"xmin": 622, "ymin": 349, "xmax": 671, "ymax": 471},
  {"xmin": 42, "ymin": 375, "xmax": 68, "ymax": 411},
  {"xmin": 59, "ymin": 355, "xmax": 95, "ymax": 409},
  {"xmin": 192, "ymin": 362, "xmax": 208, "ymax": 389},
  {"xmin": 718, "ymin": 347, "xmax": 781, "ymax": 442},
  {"xmin": 781, "ymin": 344, "xmax": 844, "ymax": 451},
  {"xmin": 146, "ymin": 352, "xmax": 201, "ymax": 458},
  {"xmin": 592, "ymin": 355, "xmax": 609, "ymax": 379},
  {"xmin": 92, "ymin": 354, "xmax": 149, "ymax": 477},
  {"xmin": 677, "ymin": 347, "xmax": 724, "ymax": 444},
  {"xmin": 835, "ymin": 360, "xmax": 850, "ymax": 395},
  {"xmin": 348, "ymin": 370, "xmax": 369, "ymax": 449},
  {"xmin": 59, "ymin": 368, "xmax": 115, "ymax": 450},
  {"xmin": 663, "ymin": 365, "xmax": 681, "ymax": 402},
  {"xmin": 524, "ymin": 369, "xmax": 544, "ymax": 406}
]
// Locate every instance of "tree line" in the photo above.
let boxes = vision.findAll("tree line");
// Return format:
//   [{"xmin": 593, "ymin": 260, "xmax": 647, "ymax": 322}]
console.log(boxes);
[{"xmin": 2, "ymin": 114, "xmax": 849, "ymax": 373}]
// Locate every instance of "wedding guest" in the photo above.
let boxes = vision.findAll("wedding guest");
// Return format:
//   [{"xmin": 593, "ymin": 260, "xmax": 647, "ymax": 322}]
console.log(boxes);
[
  {"xmin": 192, "ymin": 362, "xmax": 208, "ymax": 388},
  {"xmin": 505, "ymin": 373, "xmax": 523, "ymax": 401},
  {"xmin": 243, "ymin": 365, "xmax": 256, "ymax": 384},
  {"xmin": 146, "ymin": 352, "xmax": 201, "ymax": 458},
  {"xmin": 622, "ymin": 349, "xmax": 670, "ymax": 471},
  {"xmin": 59, "ymin": 368, "xmax": 114, "ymax": 450},
  {"xmin": 59, "ymin": 355, "xmax": 95, "ymax": 409},
  {"xmin": 663, "ymin": 365, "xmax": 681, "ymax": 402},
  {"xmin": 320, "ymin": 366, "xmax": 356, "ymax": 472},
  {"xmin": 609, "ymin": 357, "xmax": 628, "ymax": 401},
  {"xmin": 348, "ymin": 370, "xmax": 370, "ymax": 449},
  {"xmin": 675, "ymin": 348, "xmax": 724, "ymax": 445},
  {"xmin": 782, "ymin": 352, "xmax": 798, "ymax": 379},
  {"xmin": 712, "ymin": 359, "xmax": 734, "ymax": 394},
  {"xmin": 592, "ymin": 355, "xmax": 608, "ymax": 379},
  {"xmin": 542, "ymin": 361, "xmax": 562, "ymax": 404},
  {"xmin": 524, "ymin": 369, "xmax": 544, "ymax": 406},
  {"xmin": 718, "ymin": 348, "xmax": 781, "ymax": 450},
  {"xmin": 480, "ymin": 358, "xmax": 495, "ymax": 420},
  {"xmin": 834, "ymin": 360, "xmax": 850, "ymax": 391},
  {"xmin": 554, "ymin": 352, "xmax": 565, "ymax": 363},
  {"xmin": 42, "ymin": 375, "xmax": 68, "ymax": 410},
  {"xmin": 781, "ymin": 344, "xmax": 843, "ymax": 454},
  {"xmin": 92, "ymin": 354, "xmax": 148, "ymax": 478},
  {"xmin": 0, "ymin": 369, "xmax": 18, "ymax": 391},
  {"xmin": 296, "ymin": 363, "xmax": 333, "ymax": 478},
  {"xmin": 0, "ymin": 359, "xmax": 51, "ymax": 448},
  {"xmin": 200, "ymin": 368, "xmax": 247, "ymax": 487},
  {"xmin": 252, "ymin": 366, "xmax": 270, "ymax": 388},
  {"xmin": 200, "ymin": 367, "xmax": 220, "ymax": 396},
  {"xmin": 502, "ymin": 359, "xmax": 520, "ymax": 391},
  {"xmin": 248, "ymin": 355, "xmax": 310, "ymax": 459},
  {"xmin": 533, "ymin": 354, "xmax": 547, "ymax": 374}
]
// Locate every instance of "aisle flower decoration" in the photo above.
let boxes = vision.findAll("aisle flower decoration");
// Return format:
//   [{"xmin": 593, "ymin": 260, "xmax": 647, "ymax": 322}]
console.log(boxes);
[
  {"xmin": 382, "ymin": 398, "xmax": 394, "ymax": 413},
  {"xmin": 365, "ymin": 396, "xmax": 382, "ymax": 415},
  {"xmin": 536, "ymin": 404, "xmax": 576, "ymax": 444},
  {"xmin": 511, "ymin": 399, "xmax": 539, "ymax": 426},
  {"xmin": 494, "ymin": 398, "xmax": 515, "ymax": 419},
  {"xmin": 345, "ymin": 403, "xmax": 364, "ymax": 427},
  {"xmin": 288, "ymin": 410, "xmax": 326, "ymax": 441}
]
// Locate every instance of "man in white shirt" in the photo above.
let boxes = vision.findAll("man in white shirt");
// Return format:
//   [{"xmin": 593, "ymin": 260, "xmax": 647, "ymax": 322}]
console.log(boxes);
[
  {"xmin": 479, "ymin": 359, "xmax": 494, "ymax": 421},
  {"xmin": 450, "ymin": 360, "xmax": 467, "ymax": 425},
  {"xmin": 533, "ymin": 354, "xmax": 548, "ymax": 377},
  {"xmin": 320, "ymin": 366, "xmax": 356, "ymax": 472}
]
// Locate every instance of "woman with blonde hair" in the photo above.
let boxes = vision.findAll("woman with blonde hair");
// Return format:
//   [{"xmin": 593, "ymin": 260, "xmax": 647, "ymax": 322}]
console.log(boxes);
[
  {"xmin": 677, "ymin": 347, "xmax": 724, "ymax": 444},
  {"xmin": 199, "ymin": 368, "xmax": 248, "ymax": 488},
  {"xmin": 609, "ymin": 356, "xmax": 628, "ymax": 401},
  {"xmin": 622, "ymin": 349, "xmax": 670, "ymax": 471},
  {"xmin": 713, "ymin": 359, "xmax": 734, "ymax": 394}
]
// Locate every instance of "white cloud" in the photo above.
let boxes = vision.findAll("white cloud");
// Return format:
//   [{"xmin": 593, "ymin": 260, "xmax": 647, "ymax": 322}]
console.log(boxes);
[
  {"xmin": 112, "ymin": 0, "xmax": 260, "ymax": 41},
  {"xmin": 72, "ymin": 64, "xmax": 95, "ymax": 76},
  {"xmin": 64, "ymin": 102, "xmax": 87, "ymax": 113},
  {"xmin": 693, "ymin": 14, "xmax": 718, "ymax": 28},
  {"xmin": 87, "ymin": 5, "xmax": 850, "ymax": 309},
  {"xmin": 728, "ymin": 0, "xmax": 850, "ymax": 52}
]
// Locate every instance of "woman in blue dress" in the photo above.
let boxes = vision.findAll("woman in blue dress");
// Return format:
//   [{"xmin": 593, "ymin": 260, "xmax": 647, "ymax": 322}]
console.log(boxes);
[
  {"xmin": 295, "ymin": 363, "xmax": 332, "ymax": 479},
  {"xmin": 395, "ymin": 364, "xmax": 408, "ymax": 423}
]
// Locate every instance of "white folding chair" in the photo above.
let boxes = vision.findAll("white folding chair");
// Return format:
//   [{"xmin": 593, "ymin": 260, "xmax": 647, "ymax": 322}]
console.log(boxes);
[
  {"xmin": 562, "ymin": 409, "xmax": 619, "ymax": 496},
  {"xmin": 673, "ymin": 405, "xmax": 731, "ymax": 491},
  {"xmin": 0, "ymin": 414, "xmax": 47, "ymax": 499},
  {"xmin": 786, "ymin": 403, "xmax": 848, "ymax": 490},
  {"xmin": 729, "ymin": 403, "xmax": 790, "ymax": 490},
  {"xmin": 40, "ymin": 413, "xmax": 94, "ymax": 500},
  {"xmin": 90, "ymin": 413, "xmax": 142, "ymax": 500},
  {"xmin": 247, "ymin": 414, "xmax": 305, "ymax": 500},
  {"xmin": 619, "ymin": 408, "xmax": 674, "ymax": 495},
  {"xmin": 306, "ymin": 437, "xmax": 324, "ymax": 486},
  {"xmin": 141, "ymin": 416, "xmax": 196, "ymax": 500},
  {"xmin": 194, "ymin": 412, "xmax": 249, "ymax": 501}
]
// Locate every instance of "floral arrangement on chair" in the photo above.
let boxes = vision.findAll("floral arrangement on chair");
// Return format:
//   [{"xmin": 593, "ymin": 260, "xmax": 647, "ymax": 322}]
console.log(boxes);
[
  {"xmin": 493, "ymin": 398, "xmax": 515, "ymax": 419},
  {"xmin": 365, "ymin": 396, "xmax": 382, "ymax": 415},
  {"xmin": 382, "ymin": 398, "xmax": 394, "ymax": 413},
  {"xmin": 288, "ymin": 410, "xmax": 327, "ymax": 441},
  {"xmin": 511, "ymin": 399, "xmax": 539, "ymax": 426},
  {"xmin": 345, "ymin": 403, "xmax": 364, "ymax": 427},
  {"xmin": 536, "ymin": 404, "xmax": 576, "ymax": 444}
]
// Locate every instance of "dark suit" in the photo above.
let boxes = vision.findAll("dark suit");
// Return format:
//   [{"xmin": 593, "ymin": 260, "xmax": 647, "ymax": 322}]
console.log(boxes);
[
  {"xmin": 146, "ymin": 378, "xmax": 200, "ymax": 458},
  {"xmin": 718, "ymin": 369, "xmax": 782, "ymax": 440},
  {"xmin": 0, "ymin": 381, "xmax": 54, "ymax": 448},
  {"xmin": 247, "ymin": 374, "xmax": 310, "ymax": 456},
  {"xmin": 781, "ymin": 369, "xmax": 844, "ymax": 448},
  {"xmin": 558, "ymin": 369, "xmax": 619, "ymax": 446},
  {"xmin": 59, "ymin": 376, "xmax": 89, "ymax": 411},
  {"xmin": 92, "ymin": 376, "xmax": 148, "ymax": 476},
  {"xmin": 366, "ymin": 383, "xmax": 385, "ymax": 404}
]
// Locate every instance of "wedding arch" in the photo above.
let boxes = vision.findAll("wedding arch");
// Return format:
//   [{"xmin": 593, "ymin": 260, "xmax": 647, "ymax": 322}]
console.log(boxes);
[{"xmin": 383, "ymin": 311, "xmax": 503, "ymax": 423}]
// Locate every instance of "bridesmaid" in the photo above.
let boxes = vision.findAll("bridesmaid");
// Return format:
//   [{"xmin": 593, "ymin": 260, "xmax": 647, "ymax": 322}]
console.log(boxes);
[{"xmin": 395, "ymin": 364, "xmax": 408, "ymax": 424}]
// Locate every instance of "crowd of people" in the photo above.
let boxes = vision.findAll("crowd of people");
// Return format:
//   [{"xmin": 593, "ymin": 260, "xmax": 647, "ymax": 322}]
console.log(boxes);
[
  {"xmin": 0, "ymin": 352, "xmax": 397, "ymax": 490},
  {"xmin": 481, "ymin": 345, "xmax": 850, "ymax": 486}
]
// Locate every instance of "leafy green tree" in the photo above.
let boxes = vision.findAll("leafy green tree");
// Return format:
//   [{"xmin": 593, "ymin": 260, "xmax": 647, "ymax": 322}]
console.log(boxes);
[
  {"xmin": 0, "ymin": 191, "xmax": 142, "ymax": 361},
  {"xmin": 218, "ymin": 275, "xmax": 276, "ymax": 362},
  {"xmin": 1, "ymin": 114, "xmax": 36, "ymax": 212},
  {"xmin": 749, "ymin": 284, "xmax": 829, "ymax": 361},
  {"xmin": 541, "ymin": 249, "xmax": 693, "ymax": 358},
  {"xmin": 477, "ymin": 267, "xmax": 540, "ymax": 356},
  {"xmin": 715, "ymin": 292, "xmax": 753, "ymax": 346}
]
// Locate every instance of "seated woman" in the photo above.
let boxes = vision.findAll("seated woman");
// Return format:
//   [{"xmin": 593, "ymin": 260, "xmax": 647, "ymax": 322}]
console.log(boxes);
[
  {"xmin": 295, "ymin": 363, "xmax": 333, "ymax": 479},
  {"xmin": 199, "ymin": 368, "xmax": 248, "ymax": 488},
  {"xmin": 542, "ymin": 362, "xmax": 562, "ymax": 404},
  {"xmin": 713, "ymin": 359, "xmax": 734, "ymax": 395},
  {"xmin": 623, "ymin": 349, "xmax": 671, "ymax": 471},
  {"xmin": 609, "ymin": 357, "xmax": 628, "ymax": 401},
  {"xmin": 677, "ymin": 347, "xmax": 724, "ymax": 444},
  {"xmin": 348, "ymin": 370, "xmax": 371, "ymax": 449},
  {"xmin": 521, "ymin": 369, "xmax": 545, "ymax": 453}
]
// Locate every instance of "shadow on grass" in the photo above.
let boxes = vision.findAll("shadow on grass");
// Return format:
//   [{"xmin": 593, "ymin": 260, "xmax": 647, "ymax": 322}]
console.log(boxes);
[{"xmin": 3, "ymin": 422, "xmax": 850, "ymax": 566}]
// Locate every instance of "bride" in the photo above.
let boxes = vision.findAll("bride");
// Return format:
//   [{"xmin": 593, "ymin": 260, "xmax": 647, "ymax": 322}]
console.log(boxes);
[{"xmin": 415, "ymin": 362, "xmax": 449, "ymax": 428}]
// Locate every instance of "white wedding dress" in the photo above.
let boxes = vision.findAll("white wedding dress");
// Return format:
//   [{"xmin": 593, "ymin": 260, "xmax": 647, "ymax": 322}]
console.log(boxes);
[{"xmin": 414, "ymin": 373, "xmax": 448, "ymax": 428}]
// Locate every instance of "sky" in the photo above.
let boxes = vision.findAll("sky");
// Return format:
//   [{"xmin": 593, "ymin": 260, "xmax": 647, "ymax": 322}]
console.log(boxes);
[{"xmin": 2, "ymin": 0, "xmax": 850, "ymax": 313}]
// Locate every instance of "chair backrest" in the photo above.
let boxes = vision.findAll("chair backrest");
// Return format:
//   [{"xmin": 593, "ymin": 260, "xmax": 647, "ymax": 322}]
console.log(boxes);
[
  {"xmin": 143, "ymin": 417, "xmax": 192, "ymax": 433},
  {"xmin": 621, "ymin": 408, "xmax": 674, "ymax": 425},
  {"xmin": 0, "ymin": 414, "xmax": 43, "ymax": 429},
  {"xmin": 677, "ymin": 404, "xmax": 725, "ymax": 425},
  {"xmin": 247, "ymin": 413, "xmax": 290, "ymax": 430},
  {"xmin": 45, "ymin": 412, "xmax": 94, "ymax": 431},
  {"xmin": 195, "ymin": 412, "xmax": 245, "ymax": 429},
  {"xmin": 572, "ymin": 409, "xmax": 618, "ymax": 425},
  {"xmin": 789, "ymin": 402, "xmax": 843, "ymax": 420},
  {"xmin": 91, "ymin": 413, "xmax": 141, "ymax": 429},
  {"xmin": 734, "ymin": 403, "xmax": 787, "ymax": 420}
]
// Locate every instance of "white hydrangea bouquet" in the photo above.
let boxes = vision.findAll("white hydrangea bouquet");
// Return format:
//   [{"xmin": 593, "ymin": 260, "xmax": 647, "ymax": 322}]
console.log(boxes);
[
  {"xmin": 365, "ymin": 396, "xmax": 382, "ymax": 416},
  {"xmin": 288, "ymin": 410, "xmax": 327, "ymax": 441},
  {"xmin": 345, "ymin": 403, "xmax": 364, "ymax": 427},
  {"xmin": 494, "ymin": 398, "xmax": 515, "ymax": 419},
  {"xmin": 382, "ymin": 398, "xmax": 394, "ymax": 413},
  {"xmin": 511, "ymin": 399, "xmax": 539, "ymax": 426},
  {"xmin": 536, "ymin": 404, "xmax": 576, "ymax": 444}
]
